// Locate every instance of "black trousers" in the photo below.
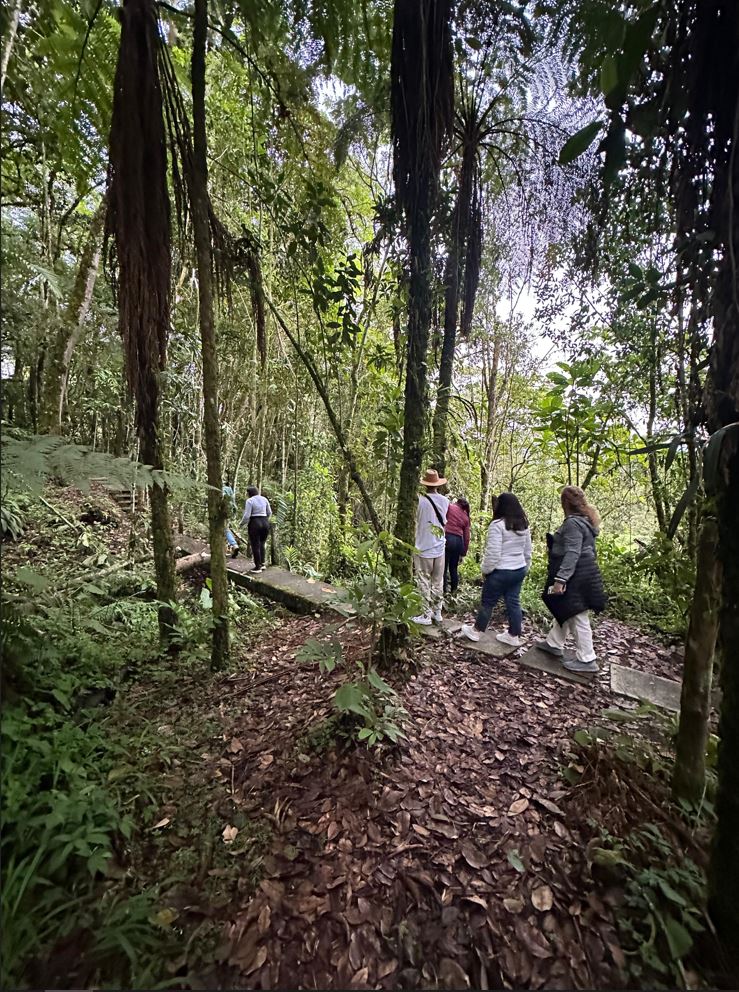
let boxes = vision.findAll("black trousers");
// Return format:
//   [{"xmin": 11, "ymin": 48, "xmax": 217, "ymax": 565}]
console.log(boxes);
[
  {"xmin": 444, "ymin": 533, "xmax": 464, "ymax": 593},
  {"xmin": 248, "ymin": 517, "xmax": 270, "ymax": 568}
]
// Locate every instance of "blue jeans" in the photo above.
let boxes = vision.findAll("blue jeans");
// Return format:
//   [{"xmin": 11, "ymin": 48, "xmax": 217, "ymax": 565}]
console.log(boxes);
[
  {"xmin": 444, "ymin": 534, "xmax": 465, "ymax": 593},
  {"xmin": 475, "ymin": 566, "xmax": 528, "ymax": 636},
  {"xmin": 225, "ymin": 527, "xmax": 238, "ymax": 548}
]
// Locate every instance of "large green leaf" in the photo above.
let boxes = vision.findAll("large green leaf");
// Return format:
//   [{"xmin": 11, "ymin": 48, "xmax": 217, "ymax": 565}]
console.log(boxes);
[
  {"xmin": 662, "ymin": 914, "xmax": 693, "ymax": 960},
  {"xmin": 334, "ymin": 681, "xmax": 369, "ymax": 716},
  {"xmin": 558, "ymin": 121, "xmax": 602, "ymax": 165}
]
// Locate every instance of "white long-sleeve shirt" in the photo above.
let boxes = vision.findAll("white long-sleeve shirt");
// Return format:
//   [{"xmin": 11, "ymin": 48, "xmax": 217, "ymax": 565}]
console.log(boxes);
[
  {"xmin": 480, "ymin": 519, "xmax": 532, "ymax": 575},
  {"xmin": 415, "ymin": 493, "xmax": 450, "ymax": 558},
  {"xmin": 241, "ymin": 494, "xmax": 272, "ymax": 526}
]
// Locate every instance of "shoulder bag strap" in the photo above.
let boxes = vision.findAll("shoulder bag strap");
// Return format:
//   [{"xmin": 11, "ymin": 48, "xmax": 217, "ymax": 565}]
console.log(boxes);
[{"xmin": 424, "ymin": 493, "xmax": 446, "ymax": 528}]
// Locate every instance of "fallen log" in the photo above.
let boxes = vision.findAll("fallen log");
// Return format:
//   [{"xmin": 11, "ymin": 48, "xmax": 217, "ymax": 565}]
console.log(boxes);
[{"xmin": 175, "ymin": 550, "xmax": 211, "ymax": 574}]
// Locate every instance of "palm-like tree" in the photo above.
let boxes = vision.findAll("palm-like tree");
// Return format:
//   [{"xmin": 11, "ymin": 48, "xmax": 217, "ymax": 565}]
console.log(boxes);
[
  {"xmin": 432, "ymin": 33, "xmax": 580, "ymax": 478},
  {"xmin": 390, "ymin": 0, "xmax": 454, "ymax": 580}
]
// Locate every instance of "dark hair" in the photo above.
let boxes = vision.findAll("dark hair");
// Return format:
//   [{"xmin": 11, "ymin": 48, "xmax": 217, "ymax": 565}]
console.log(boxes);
[
  {"xmin": 247, "ymin": 485, "xmax": 258, "ymax": 497},
  {"xmin": 493, "ymin": 492, "xmax": 529, "ymax": 532},
  {"xmin": 456, "ymin": 498, "xmax": 471, "ymax": 516}
]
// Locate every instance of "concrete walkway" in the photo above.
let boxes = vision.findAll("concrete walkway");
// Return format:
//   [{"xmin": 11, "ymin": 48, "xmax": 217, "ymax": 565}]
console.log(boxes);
[{"xmin": 176, "ymin": 536, "xmax": 687, "ymax": 709}]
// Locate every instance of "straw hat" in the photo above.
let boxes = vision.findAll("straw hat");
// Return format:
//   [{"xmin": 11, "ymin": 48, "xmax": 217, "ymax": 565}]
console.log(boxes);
[{"xmin": 420, "ymin": 468, "xmax": 447, "ymax": 487}]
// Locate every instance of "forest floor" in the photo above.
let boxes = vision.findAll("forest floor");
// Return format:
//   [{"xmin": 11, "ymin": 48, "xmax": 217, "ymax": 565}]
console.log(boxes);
[
  {"xmin": 125, "ymin": 600, "xmax": 709, "ymax": 991},
  {"xmin": 4, "ymin": 486, "xmax": 718, "ymax": 989}
]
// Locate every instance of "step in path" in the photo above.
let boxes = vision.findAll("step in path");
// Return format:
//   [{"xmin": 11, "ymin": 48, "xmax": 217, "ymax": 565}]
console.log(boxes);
[{"xmin": 176, "ymin": 536, "xmax": 685, "ymax": 711}]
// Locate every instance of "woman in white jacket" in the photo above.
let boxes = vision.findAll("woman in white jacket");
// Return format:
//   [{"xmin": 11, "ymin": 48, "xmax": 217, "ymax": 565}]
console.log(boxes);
[{"xmin": 461, "ymin": 492, "xmax": 532, "ymax": 646}]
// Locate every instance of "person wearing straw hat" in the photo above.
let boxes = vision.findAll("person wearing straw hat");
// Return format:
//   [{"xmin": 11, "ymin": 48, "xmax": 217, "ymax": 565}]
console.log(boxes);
[{"xmin": 412, "ymin": 468, "xmax": 450, "ymax": 625}]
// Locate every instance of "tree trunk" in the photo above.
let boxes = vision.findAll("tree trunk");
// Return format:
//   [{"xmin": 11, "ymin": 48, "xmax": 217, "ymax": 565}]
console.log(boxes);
[
  {"xmin": 705, "ymin": 16, "xmax": 739, "ymax": 945},
  {"xmin": 480, "ymin": 332, "xmax": 500, "ymax": 512},
  {"xmin": 709, "ymin": 429, "xmax": 739, "ymax": 949},
  {"xmin": 432, "ymin": 144, "xmax": 475, "ymax": 476},
  {"xmin": 141, "ymin": 429, "xmax": 178, "ymax": 640},
  {"xmin": 266, "ymin": 296, "xmax": 383, "ymax": 535},
  {"xmin": 392, "ymin": 212, "xmax": 433, "ymax": 580},
  {"xmin": 1, "ymin": 0, "xmax": 21, "ymax": 91},
  {"xmin": 39, "ymin": 200, "xmax": 105, "ymax": 434},
  {"xmin": 191, "ymin": 0, "xmax": 229, "ymax": 670},
  {"xmin": 105, "ymin": 0, "xmax": 178, "ymax": 644},
  {"xmin": 673, "ymin": 514, "xmax": 720, "ymax": 802}
]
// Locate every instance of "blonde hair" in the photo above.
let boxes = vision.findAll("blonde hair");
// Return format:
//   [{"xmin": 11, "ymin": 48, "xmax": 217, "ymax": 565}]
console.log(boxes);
[{"xmin": 561, "ymin": 485, "xmax": 601, "ymax": 528}]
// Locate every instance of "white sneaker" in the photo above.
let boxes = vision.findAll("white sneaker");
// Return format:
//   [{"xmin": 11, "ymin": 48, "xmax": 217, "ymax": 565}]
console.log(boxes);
[
  {"xmin": 412, "ymin": 614, "xmax": 433, "ymax": 626},
  {"xmin": 432, "ymin": 610, "xmax": 443, "ymax": 624},
  {"xmin": 461, "ymin": 623, "xmax": 481, "ymax": 642},
  {"xmin": 496, "ymin": 631, "xmax": 521, "ymax": 647}
]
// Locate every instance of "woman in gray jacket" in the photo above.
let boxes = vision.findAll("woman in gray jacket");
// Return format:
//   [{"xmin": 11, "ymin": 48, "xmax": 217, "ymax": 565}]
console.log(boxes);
[{"xmin": 538, "ymin": 486, "xmax": 607, "ymax": 673}]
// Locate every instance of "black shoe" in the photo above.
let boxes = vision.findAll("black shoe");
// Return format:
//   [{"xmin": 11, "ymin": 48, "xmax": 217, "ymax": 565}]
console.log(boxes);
[
  {"xmin": 535, "ymin": 640, "xmax": 563, "ymax": 658},
  {"xmin": 231, "ymin": 546, "xmax": 240, "ymax": 558}
]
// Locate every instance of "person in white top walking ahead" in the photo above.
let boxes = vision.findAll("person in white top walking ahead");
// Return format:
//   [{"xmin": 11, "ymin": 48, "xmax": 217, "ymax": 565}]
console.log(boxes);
[
  {"xmin": 412, "ymin": 468, "xmax": 450, "ymax": 625},
  {"xmin": 461, "ymin": 492, "xmax": 532, "ymax": 646},
  {"xmin": 240, "ymin": 485, "xmax": 272, "ymax": 573}
]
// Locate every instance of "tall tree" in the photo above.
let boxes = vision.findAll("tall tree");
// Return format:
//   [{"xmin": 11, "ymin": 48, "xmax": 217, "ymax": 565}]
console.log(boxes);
[
  {"xmin": 191, "ymin": 0, "xmax": 230, "ymax": 668},
  {"xmin": 694, "ymin": 0, "xmax": 739, "ymax": 949},
  {"xmin": 39, "ymin": 199, "xmax": 106, "ymax": 434},
  {"xmin": 390, "ymin": 0, "xmax": 454, "ymax": 578},
  {"xmin": 104, "ymin": 0, "xmax": 176, "ymax": 642}
]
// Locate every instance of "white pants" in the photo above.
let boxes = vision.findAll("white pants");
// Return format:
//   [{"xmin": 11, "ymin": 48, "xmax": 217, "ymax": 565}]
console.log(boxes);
[
  {"xmin": 414, "ymin": 554, "xmax": 444, "ymax": 614},
  {"xmin": 546, "ymin": 611, "xmax": 596, "ymax": 662}
]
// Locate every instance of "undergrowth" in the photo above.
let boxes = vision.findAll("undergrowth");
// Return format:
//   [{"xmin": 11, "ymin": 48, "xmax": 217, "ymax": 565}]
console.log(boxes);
[
  {"xmin": 564, "ymin": 710, "xmax": 721, "ymax": 990},
  {"xmin": 1, "ymin": 494, "xmax": 274, "ymax": 988}
]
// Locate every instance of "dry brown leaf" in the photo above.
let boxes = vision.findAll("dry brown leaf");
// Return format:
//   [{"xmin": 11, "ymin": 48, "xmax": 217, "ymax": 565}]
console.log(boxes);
[
  {"xmin": 438, "ymin": 957, "xmax": 471, "ymax": 988},
  {"xmin": 257, "ymin": 903, "xmax": 271, "ymax": 935},
  {"xmin": 222, "ymin": 824, "xmax": 239, "ymax": 843},
  {"xmin": 508, "ymin": 797, "xmax": 530, "ymax": 816},
  {"xmin": 151, "ymin": 817, "xmax": 171, "ymax": 830},
  {"xmin": 228, "ymin": 737, "xmax": 244, "ymax": 754},
  {"xmin": 503, "ymin": 896, "xmax": 524, "ymax": 913},
  {"xmin": 327, "ymin": 821, "xmax": 340, "ymax": 841},
  {"xmin": 245, "ymin": 945, "xmax": 267, "ymax": 975},
  {"xmin": 351, "ymin": 966, "xmax": 369, "ymax": 987},
  {"xmin": 532, "ymin": 795, "xmax": 564, "ymax": 817},
  {"xmin": 377, "ymin": 958, "xmax": 398, "ymax": 979},
  {"xmin": 460, "ymin": 841, "xmax": 488, "ymax": 869},
  {"xmin": 462, "ymin": 894, "xmax": 488, "ymax": 910},
  {"xmin": 430, "ymin": 820, "xmax": 459, "ymax": 840},
  {"xmin": 531, "ymin": 884, "xmax": 554, "ymax": 912}
]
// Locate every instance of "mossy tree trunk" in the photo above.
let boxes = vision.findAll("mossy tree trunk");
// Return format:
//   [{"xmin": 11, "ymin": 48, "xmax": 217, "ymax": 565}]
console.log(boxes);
[
  {"xmin": 673, "ymin": 513, "xmax": 720, "ymax": 802},
  {"xmin": 191, "ymin": 0, "xmax": 229, "ymax": 669},
  {"xmin": 104, "ymin": 0, "xmax": 177, "ymax": 644},
  {"xmin": 390, "ymin": 0, "xmax": 453, "ymax": 581}
]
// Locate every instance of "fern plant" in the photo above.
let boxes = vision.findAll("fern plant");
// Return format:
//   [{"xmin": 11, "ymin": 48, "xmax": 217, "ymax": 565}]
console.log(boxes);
[{"xmin": 0, "ymin": 493, "xmax": 25, "ymax": 539}]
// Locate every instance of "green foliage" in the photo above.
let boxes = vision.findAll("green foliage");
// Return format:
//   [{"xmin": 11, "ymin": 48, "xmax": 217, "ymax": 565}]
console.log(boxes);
[
  {"xmin": 297, "ymin": 529, "xmax": 416, "ymax": 746},
  {"xmin": 298, "ymin": 628, "xmax": 408, "ymax": 747},
  {"xmin": 1, "ymin": 430, "xmax": 196, "ymax": 498},
  {"xmin": 590, "ymin": 825, "xmax": 707, "ymax": 987},
  {"xmin": 0, "ymin": 492, "xmax": 27, "ymax": 539},
  {"xmin": 598, "ymin": 533, "xmax": 693, "ymax": 634}
]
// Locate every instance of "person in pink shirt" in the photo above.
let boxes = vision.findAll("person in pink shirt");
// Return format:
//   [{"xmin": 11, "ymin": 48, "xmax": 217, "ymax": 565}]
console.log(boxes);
[{"xmin": 444, "ymin": 497, "xmax": 471, "ymax": 595}]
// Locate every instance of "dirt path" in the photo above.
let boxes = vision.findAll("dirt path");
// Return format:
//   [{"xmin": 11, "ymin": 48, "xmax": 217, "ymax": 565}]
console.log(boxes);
[{"xmin": 207, "ymin": 617, "xmax": 640, "ymax": 990}]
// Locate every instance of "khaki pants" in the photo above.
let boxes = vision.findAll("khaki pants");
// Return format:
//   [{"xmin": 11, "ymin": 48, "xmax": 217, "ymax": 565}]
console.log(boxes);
[{"xmin": 414, "ymin": 554, "xmax": 445, "ymax": 615}]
